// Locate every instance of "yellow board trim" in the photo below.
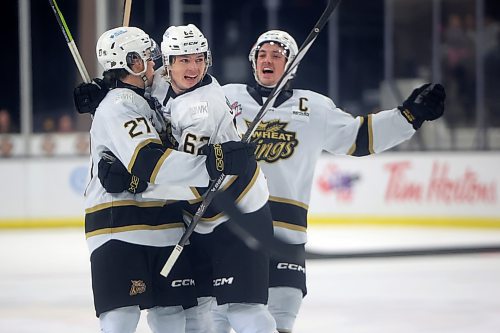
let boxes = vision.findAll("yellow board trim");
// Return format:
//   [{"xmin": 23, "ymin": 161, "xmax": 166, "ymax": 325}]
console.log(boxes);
[
  {"xmin": 0, "ymin": 218, "xmax": 84, "ymax": 229},
  {"xmin": 308, "ymin": 215, "xmax": 500, "ymax": 229},
  {"xmin": 2, "ymin": 215, "xmax": 500, "ymax": 229}
]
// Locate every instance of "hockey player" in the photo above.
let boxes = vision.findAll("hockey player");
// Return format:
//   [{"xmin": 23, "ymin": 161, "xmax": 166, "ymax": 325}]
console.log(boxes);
[
  {"xmin": 150, "ymin": 24, "xmax": 278, "ymax": 333},
  {"xmin": 83, "ymin": 24, "xmax": 279, "ymax": 333},
  {"xmin": 85, "ymin": 26, "xmax": 257, "ymax": 333},
  {"xmin": 83, "ymin": 27, "xmax": 445, "ymax": 333},
  {"xmin": 213, "ymin": 30, "xmax": 446, "ymax": 333}
]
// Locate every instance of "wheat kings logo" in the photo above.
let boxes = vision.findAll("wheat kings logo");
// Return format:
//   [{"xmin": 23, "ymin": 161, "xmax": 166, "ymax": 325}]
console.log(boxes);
[
  {"xmin": 246, "ymin": 119, "xmax": 298, "ymax": 163},
  {"xmin": 129, "ymin": 280, "xmax": 146, "ymax": 296}
]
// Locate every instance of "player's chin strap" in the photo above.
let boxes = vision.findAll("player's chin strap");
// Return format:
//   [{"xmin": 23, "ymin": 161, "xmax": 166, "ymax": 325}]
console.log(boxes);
[{"xmin": 142, "ymin": 74, "xmax": 152, "ymax": 97}]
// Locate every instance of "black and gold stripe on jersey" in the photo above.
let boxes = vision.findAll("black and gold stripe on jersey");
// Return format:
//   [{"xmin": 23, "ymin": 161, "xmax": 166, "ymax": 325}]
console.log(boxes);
[
  {"xmin": 348, "ymin": 115, "xmax": 375, "ymax": 157},
  {"xmin": 268, "ymin": 196, "xmax": 308, "ymax": 232},
  {"xmin": 182, "ymin": 160, "xmax": 260, "ymax": 221},
  {"xmin": 85, "ymin": 200, "xmax": 184, "ymax": 238},
  {"xmin": 126, "ymin": 139, "xmax": 173, "ymax": 183}
]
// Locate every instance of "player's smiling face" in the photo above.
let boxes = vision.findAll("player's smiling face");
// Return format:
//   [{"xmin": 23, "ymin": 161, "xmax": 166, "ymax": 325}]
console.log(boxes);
[
  {"xmin": 169, "ymin": 53, "xmax": 206, "ymax": 94},
  {"xmin": 256, "ymin": 42, "xmax": 287, "ymax": 87}
]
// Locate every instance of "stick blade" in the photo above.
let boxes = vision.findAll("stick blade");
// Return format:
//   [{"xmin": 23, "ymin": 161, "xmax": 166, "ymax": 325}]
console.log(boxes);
[{"xmin": 160, "ymin": 244, "xmax": 184, "ymax": 277}]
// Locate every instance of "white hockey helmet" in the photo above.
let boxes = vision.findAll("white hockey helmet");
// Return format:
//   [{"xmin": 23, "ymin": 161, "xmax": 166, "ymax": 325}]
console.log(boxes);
[
  {"xmin": 96, "ymin": 26, "xmax": 159, "ymax": 77},
  {"xmin": 249, "ymin": 30, "xmax": 299, "ymax": 87},
  {"xmin": 161, "ymin": 24, "xmax": 212, "ymax": 81}
]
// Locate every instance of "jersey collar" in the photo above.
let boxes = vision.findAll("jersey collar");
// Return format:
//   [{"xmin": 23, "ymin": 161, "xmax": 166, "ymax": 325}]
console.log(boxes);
[
  {"xmin": 116, "ymin": 80, "xmax": 146, "ymax": 98},
  {"xmin": 246, "ymin": 83, "xmax": 293, "ymax": 108},
  {"xmin": 162, "ymin": 75, "xmax": 213, "ymax": 106}
]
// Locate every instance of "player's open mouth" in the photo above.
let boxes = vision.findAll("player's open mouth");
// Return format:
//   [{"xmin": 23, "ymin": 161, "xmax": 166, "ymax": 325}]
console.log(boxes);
[
  {"xmin": 184, "ymin": 75, "xmax": 198, "ymax": 81},
  {"xmin": 262, "ymin": 68, "xmax": 274, "ymax": 74}
]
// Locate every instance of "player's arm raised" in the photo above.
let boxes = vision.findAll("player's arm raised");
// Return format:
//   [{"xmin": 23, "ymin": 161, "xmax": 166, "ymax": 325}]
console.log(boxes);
[{"xmin": 322, "ymin": 83, "xmax": 445, "ymax": 156}]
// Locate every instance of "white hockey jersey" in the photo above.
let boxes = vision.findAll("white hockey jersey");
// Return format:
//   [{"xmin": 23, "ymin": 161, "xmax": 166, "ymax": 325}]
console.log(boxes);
[
  {"xmin": 223, "ymin": 84, "xmax": 415, "ymax": 244},
  {"xmin": 85, "ymin": 85, "xmax": 211, "ymax": 254},
  {"xmin": 151, "ymin": 74, "xmax": 270, "ymax": 234}
]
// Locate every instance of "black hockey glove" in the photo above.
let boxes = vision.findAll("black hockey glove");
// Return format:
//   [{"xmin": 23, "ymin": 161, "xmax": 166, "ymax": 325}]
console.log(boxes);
[
  {"xmin": 199, "ymin": 141, "xmax": 257, "ymax": 180},
  {"xmin": 73, "ymin": 78, "xmax": 109, "ymax": 115},
  {"xmin": 398, "ymin": 83, "xmax": 446, "ymax": 130},
  {"xmin": 98, "ymin": 151, "xmax": 148, "ymax": 194}
]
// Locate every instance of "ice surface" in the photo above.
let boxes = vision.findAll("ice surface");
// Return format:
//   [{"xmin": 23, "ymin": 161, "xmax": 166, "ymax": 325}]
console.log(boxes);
[{"xmin": 1, "ymin": 226, "xmax": 499, "ymax": 333}]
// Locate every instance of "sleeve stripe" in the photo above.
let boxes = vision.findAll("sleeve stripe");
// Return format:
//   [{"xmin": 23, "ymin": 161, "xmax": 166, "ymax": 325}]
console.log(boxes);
[
  {"xmin": 235, "ymin": 167, "xmax": 260, "ymax": 203},
  {"xmin": 368, "ymin": 114, "xmax": 374, "ymax": 154},
  {"xmin": 269, "ymin": 196, "xmax": 309, "ymax": 210},
  {"xmin": 273, "ymin": 221, "xmax": 307, "ymax": 232},
  {"xmin": 127, "ymin": 138, "xmax": 163, "ymax": 172},
  {"xmin": 188, "ymin": 176, "xmax": 238, "ymax": 204},
  {"xmin": 149, "ymin": 148, "xmax": 173, "ymax": 183},
  {"xmin": 351, "ymin": 115, "xmax": 375, "ymax": 156}
]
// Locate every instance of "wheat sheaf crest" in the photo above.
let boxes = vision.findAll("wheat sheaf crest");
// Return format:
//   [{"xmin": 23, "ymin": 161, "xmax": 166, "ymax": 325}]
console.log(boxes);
[{"xmin": 245, "ymin": 119, "xmax": 287, "ymax": 132}]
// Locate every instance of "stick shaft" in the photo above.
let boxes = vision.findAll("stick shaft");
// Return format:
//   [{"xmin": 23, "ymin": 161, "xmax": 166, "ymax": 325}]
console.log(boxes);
[
  {"xmin": 123, "ymin": 0, "xmax": 133, "ymax": 26},
  {"xmin": 48, "ymin": 0, "xmax": 91, "ymax": 83}
]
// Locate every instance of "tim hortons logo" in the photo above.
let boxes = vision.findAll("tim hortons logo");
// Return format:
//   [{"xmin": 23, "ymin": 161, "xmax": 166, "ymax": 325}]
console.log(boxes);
[
  {"xmin": 129, "ymin": 280, "xmax": 146, "ymax": 296},
  {"xmin": 384, "ymin": 161, "xmax": 497, "ymax": 204},
  {"xmin": 245, "ymin": 119, "xmax": 298, "ymax": 163}
]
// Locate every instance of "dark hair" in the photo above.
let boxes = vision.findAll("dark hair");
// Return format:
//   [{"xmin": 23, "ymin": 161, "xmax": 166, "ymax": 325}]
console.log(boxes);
[{"xmin": 102, "ymin": 69, "xmax": 129, "ymax": 88}]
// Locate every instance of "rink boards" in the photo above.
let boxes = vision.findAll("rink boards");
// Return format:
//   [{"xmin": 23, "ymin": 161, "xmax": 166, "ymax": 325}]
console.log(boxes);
[{"xmin": 0, "ymin": 152, "xmax": 499, "ymax": 228}]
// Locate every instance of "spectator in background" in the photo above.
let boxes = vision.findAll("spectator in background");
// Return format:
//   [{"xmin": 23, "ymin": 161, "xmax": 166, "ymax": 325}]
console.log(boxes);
[
  {"xmin": 41, "ymin": 116, "xmax": 56, "ymax": 133},
  {"xmin": 58, "ymin": 114, "xmax": 74, "ymax": 132},
  {"xmin": 0, "ymin": 136, "xmax": 14, "ymax": 157},
  {"xmin": 0, "ymin": 108, "xmax": 15, "ymax": 134},
  {"xmin": 442, "ymin": 14, "xmax": 472, "ymax": 126},
  {"xmin": 485, "ymin": 31, "xmax": 500, "ymax": 127},
  {"xmin": 484, "ymin": 16, "xmax": 500, "ymax": 53}
]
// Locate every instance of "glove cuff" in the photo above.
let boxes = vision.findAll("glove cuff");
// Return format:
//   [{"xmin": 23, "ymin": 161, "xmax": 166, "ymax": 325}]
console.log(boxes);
[{"xmin": 398, "ymin": 106, "xmax": 423, "ymax": 130}]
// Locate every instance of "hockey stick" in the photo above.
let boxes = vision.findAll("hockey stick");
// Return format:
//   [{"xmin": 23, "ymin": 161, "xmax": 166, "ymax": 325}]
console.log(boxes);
[
  {"xmin": 211, "ymin": 191, "xmax": 305, "ymax": 262},
  {"xmin": 160, "ymin": 0, "xmax": 342, "ymax": 277},
  {"xmin": 48, "ymin": 0, "xmax": 91, "ymax": 83},
  {"xmin": 123, "ymin": 0, "xmax": 133, "ymax": 26}
]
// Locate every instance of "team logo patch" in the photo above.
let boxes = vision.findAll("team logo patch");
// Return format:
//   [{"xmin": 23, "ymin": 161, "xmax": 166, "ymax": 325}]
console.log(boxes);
[
  {"xmin": 190, "ymin": 101, "xmax": 209, "ymax": 120},
  {"xmin": 230, "ymin": 101, "xmax": 242, "ymax": 117},
  {"xmin": 245, "ymin": 119, "xmax": 298, "ymax": 163},
  {"xmin": 129, "ymin": 280, "xmax": 146, "ymax": 296},
  {"xmin": 292, "ymin": 97, "xmax": 310, "ymax": 122}
]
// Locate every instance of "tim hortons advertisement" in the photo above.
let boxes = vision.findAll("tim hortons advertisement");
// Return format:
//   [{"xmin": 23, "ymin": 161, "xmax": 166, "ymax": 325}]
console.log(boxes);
[
  {"xmin": 0, "ymin": 152, "xmax": 499, "ymax": 228},
  {"xmin": 309, "ymin": 152, "xmax": 499, "ymax": 223}
]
